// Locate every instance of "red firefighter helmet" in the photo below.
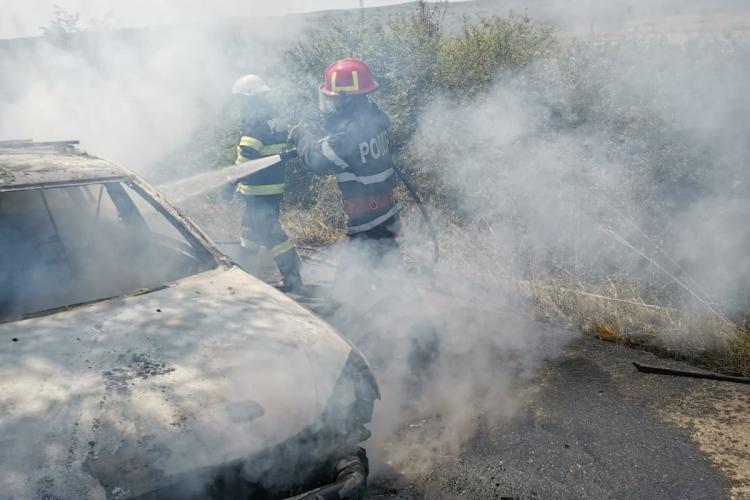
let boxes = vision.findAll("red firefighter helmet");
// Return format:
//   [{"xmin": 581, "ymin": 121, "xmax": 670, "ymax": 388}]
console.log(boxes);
[{"xmin": 320, "ymin": 58, "xmax": 379, "ymax": 96}]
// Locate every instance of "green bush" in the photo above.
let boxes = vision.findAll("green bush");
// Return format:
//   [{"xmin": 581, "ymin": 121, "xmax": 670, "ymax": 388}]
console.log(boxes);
[
  {"xmin": 165, "ymin": 4, "xmax": 750, "ymax": 371},
  {"xmin": 434, "ymin": 16, "xmax": 555, "ymax": 95},
  {"xmin": 163, "ymin": 4, "xmax": 554, "ymax": 204},
  {"xmin": 275, "ymin": 5, "xmax": 553, "ymax": 209},
  {"xmin": 281, "ymin": 9, "xmax": 749, "ymax": 316},
  {"xmin": 280, "ymin": 7, "xmax": 445, "ymax": 148}
]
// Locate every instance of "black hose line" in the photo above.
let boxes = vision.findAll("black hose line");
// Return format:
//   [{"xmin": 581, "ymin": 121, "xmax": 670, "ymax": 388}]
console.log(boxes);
[
  {"xmin": 633, "ymin": 362, "xmax": 750, "ymax": 384},
  {"xmin": 216, "ymin": 159, "xmax": 440, "ymax": 269},
  {"xmin": 392, "ymin": 164, "xmax": 440, "ymax": 268}
]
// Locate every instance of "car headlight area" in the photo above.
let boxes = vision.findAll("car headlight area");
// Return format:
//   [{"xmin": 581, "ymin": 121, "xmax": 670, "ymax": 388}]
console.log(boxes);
[{"xmin": 134, "ymin": 348, "xmax": 379, "ymax": 500}]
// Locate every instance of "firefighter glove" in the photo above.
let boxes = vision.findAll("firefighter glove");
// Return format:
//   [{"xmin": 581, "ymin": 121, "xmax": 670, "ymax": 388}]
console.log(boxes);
[
  {"xmin": 279, "ymin": 148, "xmax": 298, "ymax": 161},
  {"xmin": 288, "ymin": 124, "xmax": 304, "ymax": 145}
]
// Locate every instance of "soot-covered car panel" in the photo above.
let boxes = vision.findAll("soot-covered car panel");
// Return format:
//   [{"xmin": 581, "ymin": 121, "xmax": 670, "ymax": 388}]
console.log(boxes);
[{"xmin": 0, "ymin": 145, "xmax": 377, "ymax": 499}]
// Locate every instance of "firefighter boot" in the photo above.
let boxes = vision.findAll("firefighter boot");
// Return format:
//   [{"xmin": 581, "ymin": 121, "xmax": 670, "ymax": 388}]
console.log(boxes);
[
  {"xmin": 238, "ymin": 245, "xmax": 264, "ymax": 275},
  {"xmin": 275, "ymin": 247, "xmax": 304, "ymax": 294}
]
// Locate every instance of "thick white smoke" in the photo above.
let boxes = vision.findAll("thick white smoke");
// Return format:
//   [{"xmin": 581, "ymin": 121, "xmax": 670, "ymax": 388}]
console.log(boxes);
[
  {"xmin": 1, "ymin": 0, "xmax": 423, "ymax": 39},
  {"xmin": 0, "ymin": 12, "xmax": 307, "ymax": 175},
  {"xmin": 311, "ymin": 226, "xmax": 575, "ymax": 479},
  {"xmin": 2, "ymin": 0, "xmax": 749, "ymax": 496},
  {"xmin": 409, "ymin": 24, "xmax": 750, "ymax": 345}
]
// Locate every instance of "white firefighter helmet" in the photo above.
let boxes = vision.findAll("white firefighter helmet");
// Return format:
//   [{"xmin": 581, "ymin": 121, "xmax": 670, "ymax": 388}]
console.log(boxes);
[{"xmin": 231, "ymin": 74, "xmax": 272, "ymax": 96}]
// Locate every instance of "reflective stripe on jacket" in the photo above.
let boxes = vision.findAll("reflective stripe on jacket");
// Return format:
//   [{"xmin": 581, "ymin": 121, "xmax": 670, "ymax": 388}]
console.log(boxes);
[
  {"xmin": 235, "ymin": 106, "xmax": 290, "ymax": 195},
  {"xmin": 295, "ymin": 100, "xmax": 400, "ymax": 234},
  {"xmin": 236, "ymin": 137, "xmax": 287, "ymax": 163}
]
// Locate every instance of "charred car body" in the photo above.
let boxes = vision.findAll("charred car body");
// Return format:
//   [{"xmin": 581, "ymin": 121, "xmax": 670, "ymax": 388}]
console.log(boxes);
[{"xmin": 0, "ymin": 141, "xmax": 378, "ymax": 499}]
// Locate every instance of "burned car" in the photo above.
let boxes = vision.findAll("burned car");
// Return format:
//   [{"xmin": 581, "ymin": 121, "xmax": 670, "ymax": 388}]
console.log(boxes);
[{"xmin": 0, "ymin": 141, "xmax": 378, "ymax": 499}]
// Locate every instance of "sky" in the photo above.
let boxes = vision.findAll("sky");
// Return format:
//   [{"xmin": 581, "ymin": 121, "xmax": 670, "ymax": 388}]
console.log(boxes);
[{"xmin": 1, "ymin": 0, "xmax": 420, "ymax": 39}]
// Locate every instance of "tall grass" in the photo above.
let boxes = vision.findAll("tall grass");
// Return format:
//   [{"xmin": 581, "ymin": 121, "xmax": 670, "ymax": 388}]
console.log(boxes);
[{"xmin": 188, "ymin": 3, "xmax": 750, "ymax": 375}]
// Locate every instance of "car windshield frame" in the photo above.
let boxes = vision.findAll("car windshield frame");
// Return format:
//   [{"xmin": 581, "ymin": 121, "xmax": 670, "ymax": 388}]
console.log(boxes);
[{"xmin": 0, "ymin": 175, "xmax": 223, "ymax": 323}]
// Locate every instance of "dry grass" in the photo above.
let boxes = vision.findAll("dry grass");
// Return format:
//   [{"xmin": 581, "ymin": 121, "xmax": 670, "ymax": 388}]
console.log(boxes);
[
  {"xmin": 281, "ymin": 179, "xmax": 750, "ymax": 377},
  {"xmin": 523, "ymin": 277, "xmax": 748, "ymax": 373},
  {"xmin": 282, "ymin": 176, "xmax": 347, "ymax": 247},
  {"xmin": 704, "ymin": 329, "xmax": 750, "ymax": 376},
  {"xmin": 394, "ymin": 212, "xmax": 750, "ymax": 377}
]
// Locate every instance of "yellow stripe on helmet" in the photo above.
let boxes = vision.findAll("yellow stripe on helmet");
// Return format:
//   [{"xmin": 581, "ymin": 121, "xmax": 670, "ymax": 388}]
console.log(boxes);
[{"xmin": 331, "ymin": 71, "xmax": 360, "ymax": 93}]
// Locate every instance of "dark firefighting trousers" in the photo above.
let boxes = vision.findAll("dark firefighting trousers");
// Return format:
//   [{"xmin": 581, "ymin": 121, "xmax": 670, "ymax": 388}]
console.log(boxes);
[
  {"xmin": 240, "ymin": 193, "xmax": 302, "ymax": 289},
  {"xmin": 328, "ymin": 216, "xmax": 439, "ymax": 384}
]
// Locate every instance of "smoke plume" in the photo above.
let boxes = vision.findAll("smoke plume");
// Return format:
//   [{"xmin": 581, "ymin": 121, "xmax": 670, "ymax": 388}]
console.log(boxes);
[{"xmin": 2, "ymin": 0, "xmax": 750, "ymax": 497}]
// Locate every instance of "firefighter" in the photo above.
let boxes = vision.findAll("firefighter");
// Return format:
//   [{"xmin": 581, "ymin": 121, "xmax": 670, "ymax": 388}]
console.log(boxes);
[
  {"xmin": 289, "ymin": 59, "xmax": 401, "ymax": 254},
  {"xmin": 289, "ymin": 59, "xmax": 438, "ymax": 379},
  {"xmin": 228, "ymin": 74, "xmax": 303, "ymax": 292}
]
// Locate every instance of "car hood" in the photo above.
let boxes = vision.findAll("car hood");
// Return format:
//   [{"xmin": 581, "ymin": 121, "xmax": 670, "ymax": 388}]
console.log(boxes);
[{"xmin": 0, "ymin": 266, "xmax": 355, "ymax": 499}]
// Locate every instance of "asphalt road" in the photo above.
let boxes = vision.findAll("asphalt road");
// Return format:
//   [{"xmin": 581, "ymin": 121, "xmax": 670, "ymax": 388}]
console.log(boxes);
[
  {"xmin": 224, "ymin": 245, "xmax": 747, "ymax": 500},
  {"xmin": 368, "ymin": 336, "xmax": 746, "ymax": 500}
]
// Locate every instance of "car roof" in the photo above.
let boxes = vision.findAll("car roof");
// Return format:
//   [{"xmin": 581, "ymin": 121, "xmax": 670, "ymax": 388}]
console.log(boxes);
[{"xmin": 0, "ymin": 140, "xmax": 130, "ymax": 191}]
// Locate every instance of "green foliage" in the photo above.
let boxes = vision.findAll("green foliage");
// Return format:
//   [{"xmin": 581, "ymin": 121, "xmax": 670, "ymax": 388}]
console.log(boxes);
[
  {"xmin": 434, "ymin": 16, "xmax": 555, "ymax": 95},
  {"xmin": 280, "ymin": 6, "xmax": 552, "ymax": 138},
  {"xmin": 275, "ymin": 5, "xmax": 553, "ymax": 208},
  {"xmin": 280, "ymin": 7, "xmax": 447, "ymax": 145},
  {"xmin": 172, "ymin": 5, "xmax": 553, "ymax": 199},
  {"xmin": 280, "ymin": 13, "xmax": 749, "ymax": 314},
  {"xmin": 277, "ymin": 3, "xmax": 452, "ymax": 207},
  {"xmin": 161, "ymin": 5, "xmax": 749, "ymax": 368}
]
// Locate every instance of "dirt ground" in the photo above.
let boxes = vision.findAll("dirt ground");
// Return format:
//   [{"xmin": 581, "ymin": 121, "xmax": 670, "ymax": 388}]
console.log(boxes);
[
  {"xmin": 660, "ymin": 386, "xmax": 750, "ymax": 499},
  {"xmin": 235, "ymin": 249, "xmax": 750, "ymax": 499},
  {"xmin": 189, "ymin": 189, "xmax": 750, "ymax": 499},
  {"xmin": 366, "ymin": 336, "xmax": 749, "ymax": 499}
]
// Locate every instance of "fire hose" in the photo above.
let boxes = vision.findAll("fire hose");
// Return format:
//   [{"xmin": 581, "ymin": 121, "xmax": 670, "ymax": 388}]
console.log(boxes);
[
  {"xmin": 281, "ymin": 148, "xmax": 440, "ymax": 269},
  {"xmin": 170, "ymin": 149, "xmax": 440, "ymax": 270},
  {"xmin": 392, "ymin": 163, "xmax": 440, "ymax": 269}
]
